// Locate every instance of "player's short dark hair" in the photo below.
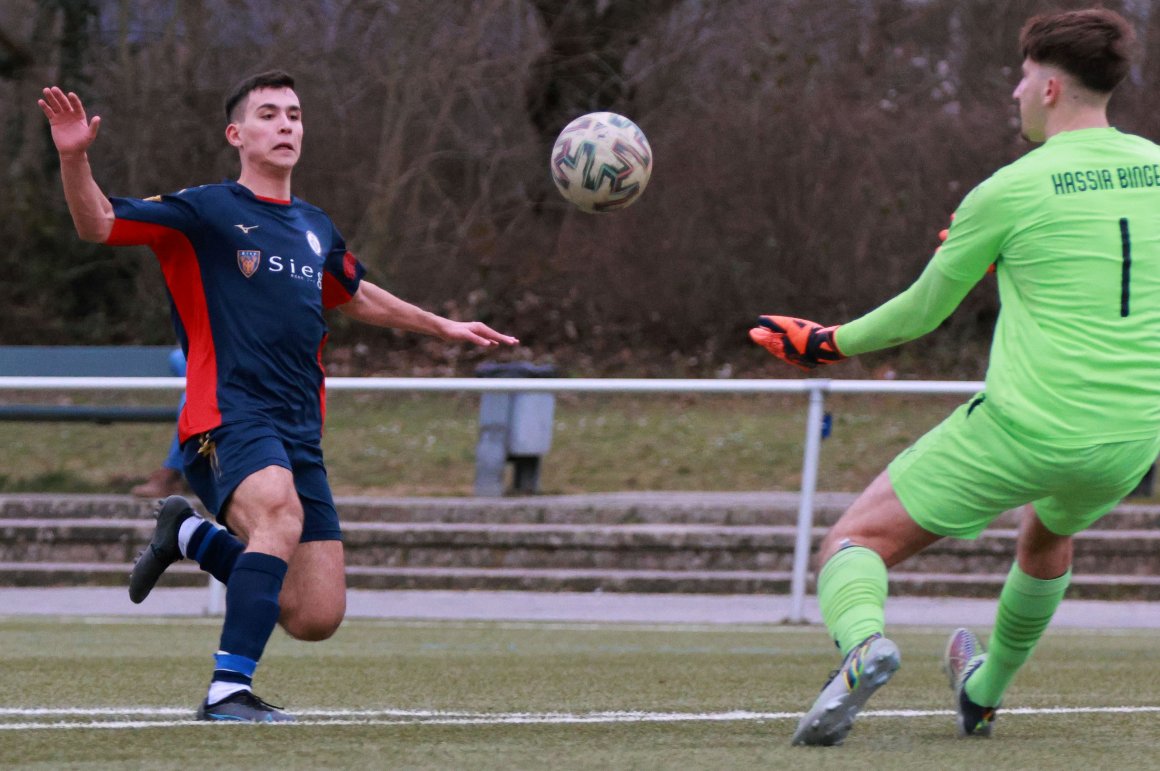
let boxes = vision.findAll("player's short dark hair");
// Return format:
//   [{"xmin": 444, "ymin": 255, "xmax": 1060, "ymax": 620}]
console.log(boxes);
[
  {"xmin": 1019, "ymin": 8, "xmax": 1136, "ymax": 93},
  {"xmin": 224, "ymin": 70, "xmax": 296, "ymax": 122}
]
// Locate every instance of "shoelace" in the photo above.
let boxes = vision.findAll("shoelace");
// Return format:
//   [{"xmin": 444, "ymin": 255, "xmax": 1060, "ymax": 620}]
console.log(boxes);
[
  {"xmin": 958, "ymin": 634, "xmax": 979, "ymax": 663},
  {"xmin": 239, "ymin": 691, "xmax": 285, "ymax": 711},
  {"xmin": 817, "ymin": 633, "xmax": 881, "ymax": 692}
]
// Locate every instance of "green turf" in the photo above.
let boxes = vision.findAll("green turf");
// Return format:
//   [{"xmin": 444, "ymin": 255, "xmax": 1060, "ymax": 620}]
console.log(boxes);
[
  {"xmin": 7, "ymin": 389, "xmax": 1157, "ymax": 502},
  {"xmin": 0, "ymin": 391, "xmax": 972, "ymax": 496},
  {"xmin": 8, "ymin": 389, "xmax": 1159, "ymax": 502},
  {"xmin": 1, "ymin": 619, "xmax": 1157, "ymax": 769}
]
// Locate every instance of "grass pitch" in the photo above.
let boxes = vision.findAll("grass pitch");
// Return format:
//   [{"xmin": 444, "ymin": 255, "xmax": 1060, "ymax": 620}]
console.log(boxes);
[
  {"xmin": 0, "ymin": 391, "xmax": 968, "ymax": 496},
  {"xmin": 2, "ymin": 618, "xmax": 1158, "ymax": 769},
  {"xmin": 7, "ymin": 389, "xmax": 1158, "ymax": 502}
]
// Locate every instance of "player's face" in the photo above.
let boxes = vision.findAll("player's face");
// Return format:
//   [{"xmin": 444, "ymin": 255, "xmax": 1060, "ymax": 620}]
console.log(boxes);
[
  {"xmin": 1012, "ymin": 58, "xmax": 1051, "ymax": 143},
  {"xmin": 228, "ymin": 87, "xmax": 303, "ymax": 172}
]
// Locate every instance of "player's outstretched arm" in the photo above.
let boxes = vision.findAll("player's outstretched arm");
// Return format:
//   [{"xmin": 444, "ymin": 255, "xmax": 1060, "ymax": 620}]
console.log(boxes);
[
  {"xmin": 752, "ymin": 215, "xmax": 991, "ymax": 368},
  {"xmin": 753, "ymin": 257, "xmax": 981, "ymax": 367},
  {"xmin": 340, "ymin": 281, "xmax": 519, "ymax": 348},
  {"xmin": 38, "ymin": 86, "xmax": 114, "ymax": 243}
]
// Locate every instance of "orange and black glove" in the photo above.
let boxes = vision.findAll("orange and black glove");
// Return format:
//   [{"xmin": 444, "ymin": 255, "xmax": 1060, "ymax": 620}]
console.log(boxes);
[{"xmin": 749, "ymin": 315, "xmax": 844, "ymax": 371}]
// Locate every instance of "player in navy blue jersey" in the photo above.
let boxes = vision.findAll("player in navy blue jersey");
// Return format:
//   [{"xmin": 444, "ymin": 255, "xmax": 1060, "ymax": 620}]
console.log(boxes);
[{"xmin": 39, "ymin": 71, "xmax": 518, "ymax": 722}]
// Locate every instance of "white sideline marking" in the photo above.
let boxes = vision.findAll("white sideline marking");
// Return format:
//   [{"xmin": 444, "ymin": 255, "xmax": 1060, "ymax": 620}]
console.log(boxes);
[{"xmin": 2, "ymin": 705, "xmax": 1159, "ymax": 730}]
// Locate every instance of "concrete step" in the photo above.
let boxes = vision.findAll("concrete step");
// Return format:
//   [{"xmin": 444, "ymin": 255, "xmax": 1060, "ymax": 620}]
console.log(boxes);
[
  {"xmin": 5, "ymin": 518, "xmax": 1160, "ymax": 577},
  {"xmin": 2, "ymin": 493, "xmax": 1159, "ymax": 600},
  {"xmin": 4, "ymin": 492, "xmax": 1160, "ymax": 529},
  {"xmin": 0, "ymin": 562, "xmax": 204, "ymax": 588},
  {"xmin": 0, "ymin": 496, "xmax": 161, "ymax": 521},
  {"xmin": 335, "ymin": 492, "xmax": 857, "ymax": 526},
  {"xmin": 882, "ymin": 572, "xmax": 1160, "ymax": 601},
  {"xmin": 0, "ymin": 492, "xmax": 855, "ymax": 526},
  {"xmin": 899, "ymin": 528, "xmax": 1160, "ymax": 576},
  {"xmin": 4, "ymin": 562, "xmax": 1160, "ymax": 600},
  {"xmin": 0, "ymin": 519, "xmax": 148, "ymax": 564}
]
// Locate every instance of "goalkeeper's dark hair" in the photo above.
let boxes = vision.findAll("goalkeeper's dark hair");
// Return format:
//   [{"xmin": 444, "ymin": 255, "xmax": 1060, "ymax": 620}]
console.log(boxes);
[
  {"xmin": 224, "ymin": 70, "xmax": 296, "ymax": 122},
  {"xmin": 1019, "ymin": 8, "xmax": 1136, "ymax": 93}
]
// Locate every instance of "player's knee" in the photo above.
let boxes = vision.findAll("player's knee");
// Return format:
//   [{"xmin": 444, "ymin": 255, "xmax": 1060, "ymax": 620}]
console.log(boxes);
[
  {"xmin": 231, "ymin": 493, "xmax": 305, "ymax": 554},
  {"xmin": 270, "ymin": 492, "xmax": 304, "ymax": 527},
  {"xmin": 282, "ymin": 609, "xmax": 344, "ymax": 642},
  {"xmin": 817, "ymin": 531, "xmax": 863, "ymax": 564},
  {"xmin": 258, "ymin": 499, "xmax": 304, "ymax": 547},
  {"xmin": 287, "ymin": 621, "xmax": 340, "ymax": 642}
]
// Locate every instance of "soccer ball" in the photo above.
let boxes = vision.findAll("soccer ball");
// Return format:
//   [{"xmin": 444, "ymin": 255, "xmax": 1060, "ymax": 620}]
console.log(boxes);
[{"xmin": 550, "ymin": 112, "xmax": 653, "ymax": 213}]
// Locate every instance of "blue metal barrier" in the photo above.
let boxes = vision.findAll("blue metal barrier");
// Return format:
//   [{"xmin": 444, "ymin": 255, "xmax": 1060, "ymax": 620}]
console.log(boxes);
[{"xmin": 0, "ymin": 346, "xmax": 179, "ymax": 423}]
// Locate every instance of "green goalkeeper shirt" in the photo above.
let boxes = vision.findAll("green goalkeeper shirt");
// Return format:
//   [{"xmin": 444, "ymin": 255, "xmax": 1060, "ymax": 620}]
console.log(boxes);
[{"xmin": 836, "ymin": 127, "xmax": 1160, "ymax": 446}]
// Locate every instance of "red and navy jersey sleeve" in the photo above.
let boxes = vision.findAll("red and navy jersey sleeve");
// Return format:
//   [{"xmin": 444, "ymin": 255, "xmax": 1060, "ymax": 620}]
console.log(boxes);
[
  {"xmin": 104, "ymin": 191, "xmax": 218, "ymax": 442},
  {"xmin": 321, "ymin": 225, "xmax": 366, "ymax": 309},
  {"xmin": 106, "ymin": 193, "xmax": 201, "ymax": 248}
]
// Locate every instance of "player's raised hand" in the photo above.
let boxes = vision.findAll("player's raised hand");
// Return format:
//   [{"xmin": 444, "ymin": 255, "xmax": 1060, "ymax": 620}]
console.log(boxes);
[
  {"xmin": 442, "ymin": 320, "xmax": 519, "ymax": 348},
  {"xmin": 38, "ymin": 86, "xmax": 101, "ymax": 157},
  {"xmin": 749, "ymin": 315, "xmax": 844, "ymax": 371}
]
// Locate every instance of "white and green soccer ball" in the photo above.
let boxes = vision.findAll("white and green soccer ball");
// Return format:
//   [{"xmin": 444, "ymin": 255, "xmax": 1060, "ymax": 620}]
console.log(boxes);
[{"xmin": 550, "ymin": 112, "xmax": 653, "ymax": 213}]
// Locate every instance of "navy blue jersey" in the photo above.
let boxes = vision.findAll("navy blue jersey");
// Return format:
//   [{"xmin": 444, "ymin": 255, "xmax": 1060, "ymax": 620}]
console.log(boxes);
[{"xmin": 107, "ymin": 180, "xmax": 366, "ymax": 442}]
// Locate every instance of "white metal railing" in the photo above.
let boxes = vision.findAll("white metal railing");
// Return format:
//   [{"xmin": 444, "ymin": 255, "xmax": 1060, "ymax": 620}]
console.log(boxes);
[{"xmin": 0, "ymin": 376, "xmax": 984, "ymax": 621}]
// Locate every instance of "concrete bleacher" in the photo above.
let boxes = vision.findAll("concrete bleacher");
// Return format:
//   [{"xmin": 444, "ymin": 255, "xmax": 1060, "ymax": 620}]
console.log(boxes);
[{"xmin": 2, "ymin": 491, "xmax": 1159, "ymax": 600}]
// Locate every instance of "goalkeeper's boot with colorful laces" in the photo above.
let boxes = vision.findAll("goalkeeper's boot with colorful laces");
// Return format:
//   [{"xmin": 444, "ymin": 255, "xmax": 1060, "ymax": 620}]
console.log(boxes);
[
  {"xmin": 943, "ymin": 627, "xmax": 998, "ymax": 737},
  {"xmin": 791, "ymin": 632, "xmax": 901, "ymax": 746},
  {"xmin": 129, "ymin": 495, "xmax": 194, "ymax": 604},
  {"xmin": 196, "ymin": 690, "xmax": 295, "ymax": 723}
]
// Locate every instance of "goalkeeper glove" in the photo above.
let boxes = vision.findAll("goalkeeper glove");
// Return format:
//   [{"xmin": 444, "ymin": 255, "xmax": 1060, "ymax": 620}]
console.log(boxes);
[{"xmin": 749, "ymin": 315, "xmax": 844, "ymax": 371}]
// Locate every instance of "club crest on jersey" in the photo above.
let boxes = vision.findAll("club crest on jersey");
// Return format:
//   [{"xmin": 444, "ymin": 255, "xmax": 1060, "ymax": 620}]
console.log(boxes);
[
  {"xmin": 237, "ymin": 250, "xmax": 261, "ymax": 278},
  {"xmin": 306, "ymin": 230, "xmax": 322, "ymax": 256}
]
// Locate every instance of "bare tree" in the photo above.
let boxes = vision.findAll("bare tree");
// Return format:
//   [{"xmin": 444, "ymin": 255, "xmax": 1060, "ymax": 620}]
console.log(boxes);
[{"xmin": 2, "ymin": 0, "xmax": 1157, "ymax": 377}]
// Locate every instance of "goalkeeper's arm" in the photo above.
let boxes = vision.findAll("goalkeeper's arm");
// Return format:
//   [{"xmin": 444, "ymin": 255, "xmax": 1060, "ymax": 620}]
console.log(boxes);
[
  {"xmin": 750, "ymin": 261, "xmax": 978, "ymax": 367},
  {"xmin": 833, "ymin": 260, "xmax": 978, "ymax": 356}
]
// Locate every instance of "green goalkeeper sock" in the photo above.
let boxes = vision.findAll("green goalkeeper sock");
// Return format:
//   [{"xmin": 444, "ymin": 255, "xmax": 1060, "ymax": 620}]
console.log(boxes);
[
  {"xmin": 966, "ymin": 561, "xmax": 1070, "ymax": 707},
  {"xmin": 817, "ymin": 545, "xmax": 888, "ymax": 656}
]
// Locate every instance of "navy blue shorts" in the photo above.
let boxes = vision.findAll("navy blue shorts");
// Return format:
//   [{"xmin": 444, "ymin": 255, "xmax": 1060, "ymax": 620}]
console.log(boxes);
[{"xmin": 182, "ymin": 418, "xmax": 342, "ymax": 543}]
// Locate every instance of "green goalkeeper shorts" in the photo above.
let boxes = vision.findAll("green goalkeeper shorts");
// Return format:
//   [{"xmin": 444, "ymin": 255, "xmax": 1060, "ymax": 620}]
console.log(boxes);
[{"xmin": 888, "ymin": 394, "xmax": 1160, "ymax": 538}]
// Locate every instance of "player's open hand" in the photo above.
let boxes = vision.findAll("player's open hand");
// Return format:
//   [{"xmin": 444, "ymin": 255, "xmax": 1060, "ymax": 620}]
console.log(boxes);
[
  {"xmin": 749, "ymin": 315, "xmax": 844, "ymax": 371},
  {"xmin": 38, "ymin": 86, "xmax": 101, "ymax": 158},
  {"xmin": 443, "ymin": 320, "xmax": 519, "ymax": 348}
]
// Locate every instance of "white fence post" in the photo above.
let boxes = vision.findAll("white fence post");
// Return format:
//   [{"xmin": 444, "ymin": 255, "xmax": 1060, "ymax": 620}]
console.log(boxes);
[
  {"xmin": 788, "ymin": 381, "xmax": 827, "ymax": 624},
  {"xmin": 206, "ymin": 577, "xmax": 225, "ymax": 616}
]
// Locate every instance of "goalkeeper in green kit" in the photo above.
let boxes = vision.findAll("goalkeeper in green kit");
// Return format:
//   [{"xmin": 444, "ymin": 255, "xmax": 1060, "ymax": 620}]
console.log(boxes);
[{"xmin": 750, "ymin": 8, "xmax": 1160, "ymax": 746}]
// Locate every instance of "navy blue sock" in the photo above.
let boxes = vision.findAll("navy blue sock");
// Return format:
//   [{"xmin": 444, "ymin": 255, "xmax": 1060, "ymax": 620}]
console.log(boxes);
[
  {"xmin": 186, "ymin": 521, "xmax": 245, "ymax": 584},
  {"xmin": 211, "ymin": 552, "xmax": 288, "ymax": 693}
]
